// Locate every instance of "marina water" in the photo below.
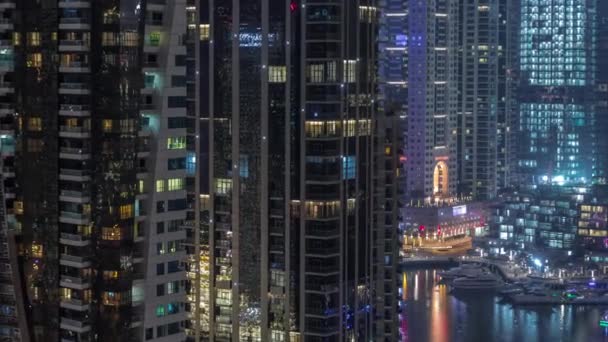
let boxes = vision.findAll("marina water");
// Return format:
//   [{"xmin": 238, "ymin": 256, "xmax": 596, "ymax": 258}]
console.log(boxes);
[{"xmin": 401, "ymin": 269, "xmax": 608, "ymax": 342}]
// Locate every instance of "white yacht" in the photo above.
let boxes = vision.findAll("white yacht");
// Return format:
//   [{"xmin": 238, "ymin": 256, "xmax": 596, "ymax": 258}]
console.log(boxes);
[
  {"xmin": 438, "ymin": 263, "xmax": 484, "ymax": 280},
  {"xmin": 452, "ymin": 272, "xmax": 504, "ymax": 291}
]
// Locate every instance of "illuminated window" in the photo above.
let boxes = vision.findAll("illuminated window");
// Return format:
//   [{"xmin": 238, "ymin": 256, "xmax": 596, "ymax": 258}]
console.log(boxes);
[
  {"xmin": 168, "ymin": 241, "xmax": 177, "ymax": 253},
  {"xmin": 215, "ymin": 178, "xmax": 232, "ymax": 195},
  {"xmin": 167, "ymin": 137, "xmax": 186, "ymax": 149},
  {"xmin": 27, "ymin": 32, "xmax": 41, "ymax": 46},
  {"xmin": 102, "ymin": 291, "xmax": 126, "ymax": 306},
  {"xmin": 343, "ymin": 156, "xmax": 356, "ymax": 179},
  {"xmin": 305, "ymin": 121, "xmax": 323, "ymax": 137},
  {"xmin": 122, "ymin": 32, "xmax": 139, "ymax": 47},
  {"xmin": 156, "ymin": 304, "xmax": 165, "ymax": 317},
  {"xmin": 103, "ymin": 270, "xmax": 119, "ymax": 280},
  {"xmin": 102, "ymin": 32, "xmax": 117, "ymax": 46},
  {"xmin": 269, "ymin": 66, "xmax": 286, "ymax": 83},
  {"xmin": 14, "ymin": 201, "xmax": 23, "ymax": 215},
  {"xmin": 102, "ymin": 119, "xmax": 113, "ymax": 132},
  {"xmin": 138, "ymin": 180, "xmax": 145, "ymax": 193},
  {"xmin": 28, "ymin": 117, "xmax": 42, "ymax": 131},
  {"xmin": 31, "ymin": 244, "xmax": 43, "ymax": 258},
  {"xmin": 13, "ymin": 32, "xmax": 20, "ymax": 46},
  {"xmin": 149, "ymin": 32, "xmax": 161, "ymax": 46},
  {"xmin": 167, "ymin": 302, "xmax": 179, "ymax": 314},
  {"xmin": 359, "ymin": 6, "xmax": 377, "ymax": 23},
  {"xmin": 200, "ymin": 24, "xmax": 210, "ymax": 41},
  {"xmin": 344, "ymin": 120, "xmax": 356, "ymax": 137},
  {"xmin": 119, "ymin": 204, "xmax": 133, "ymax": 219},
  {"xmin": 102, "ymin": 226, "xmax": 121, "ymax": 240},
  {"xmin": 167, "ymin": 281, "xmax": 179, "ymax": 294},
  {"xmin": 156, "ymin": 180, "xmax": 165, "ymax": 192},
  {"xmin": 26, "ymin": 53, "xmax": 42, "ymax": 68},
  {"xmin": 343, "ymin": 60, "xmax": 357, "ymax": 83},
  {"xmin": 157, "ymin": 242, "xmax": 166, "ymax": 255},
  {"xmin": 168, "ymin": 178, "xmax": 184, "ymax": 191}
]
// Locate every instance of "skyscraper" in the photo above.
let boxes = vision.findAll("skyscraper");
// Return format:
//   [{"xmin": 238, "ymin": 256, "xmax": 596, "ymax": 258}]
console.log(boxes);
[
  {"xmin": 187, "ymin": 1, "xmax": 399, "ymax": 341},
  {"xmin": 406, "ymin": 0, "xmax": 459, "ymax": 201},
  {"xmin": 518, "ymin": 0, "xmax": 598, "ymax": 185},
  {"xmin": 2, "ymin": 1, "xmax": 188, "ymax": 340},
  {"xmin": 457, "ymin": 0, "xmax": 515, "ymax": 200}
]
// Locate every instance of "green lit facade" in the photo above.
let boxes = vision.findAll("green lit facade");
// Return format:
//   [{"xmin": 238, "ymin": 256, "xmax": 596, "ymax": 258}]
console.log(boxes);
[{"xmin": 519, "ymin": 0, "xmax": 597, "ymax": 184}]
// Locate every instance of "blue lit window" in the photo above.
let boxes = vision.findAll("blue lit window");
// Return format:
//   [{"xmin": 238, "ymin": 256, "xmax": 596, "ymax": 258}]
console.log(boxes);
[
  {"xmin": 186, "ymin": 152, "xmax": 196, "ymax": 175},
  {"xmin": 167, "ymin": 302, "xmax": 179, "ymax": 315},
  {"xmin": 343, "ymin": 156, "xmax": 356, "ymax": 180},
  {"xmin": 239, "ymin": 155, "xmax": 249, "ymax": 178}
]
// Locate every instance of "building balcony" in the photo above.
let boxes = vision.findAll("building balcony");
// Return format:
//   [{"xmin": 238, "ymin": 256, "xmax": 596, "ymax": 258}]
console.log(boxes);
[
  {"xmin": 60, "ymin": 254, "xmax": 91, "ymax": 268},
  {"xmin": 60, "ymin": 232, "xmax": 91, "ymax": 247},
  {"xmin": 59, "ymin": 17, "xmax": 90, "ymax": 30},
  {"xmin": 58, "ymin": 0, "xmax": 90, "ymax": 8},
  {"xmin": 59, "ymin": 168, "xmax": 90, "ymax": 182},
  {"xmin": 0, "ymin": 18, "xmax": 12, "ymax": 30},
  {"xmin": 59, "ymin": 82, "xmax": 90, "ymax": 95},
  {"xmin": 59, "ymin": 190, "xmax": 90, "ymax": 204},
  {"xmin": 60, "ymin": 318, "xmax": 91, "ymax": 334},
  {"xmin": 60, "ymin": 298, "xmax": 90, "ymax": 311},
  {"xmin": 0, "ymin": 1, "xmax": 15, "ymax": 9},
  {"xmin": 58, "ymin": 40, "xmax": 89, "ymax": 52},
  {"xmin": 59, "ymin": 62, "xmax": 90, "ymax": 73},
  {"xmin": 59, "ymin": 104, "xmax": 90, "ymax": 117},
  {"xmin": 60, "ymin": 275, "xmax": 91, "ymax": 290},
  {"xmin": 59, "ymin": 126, "xmax": 90, "ymax": 138},
  {"xmin": 60, "ymin": 147, "xmax": 91, "ymax": 160}
]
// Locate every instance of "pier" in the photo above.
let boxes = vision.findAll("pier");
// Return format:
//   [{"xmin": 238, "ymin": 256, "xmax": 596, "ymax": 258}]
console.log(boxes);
[{"xmin": 400, "ymin": 256, "xmax": 526, "ymax": 282}]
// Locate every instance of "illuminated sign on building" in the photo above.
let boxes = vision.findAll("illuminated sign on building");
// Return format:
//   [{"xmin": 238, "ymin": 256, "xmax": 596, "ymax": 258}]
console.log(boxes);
[{"xmin": 453, "ymin": 205, "xmax": 467, "ymax": 216}]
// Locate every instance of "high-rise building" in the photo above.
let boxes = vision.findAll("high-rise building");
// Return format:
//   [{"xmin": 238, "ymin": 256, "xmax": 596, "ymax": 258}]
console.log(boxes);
[
  {"xmin": 457, "ymin": 0, "xmax": 515, "ymax": 200},
  {"xmin": 518, "ymin": 0, "xmax": 598, "ymax": 185},
  {"xmin": 2, "ymin": 1, "xmax": 189, "ymax": 341},
  {"xmin": 406, "ymin": 0, "xmax": 459, "ymax": 201},
  {"xmin": 186, "ymin": 1, "xmax": 399, "ymax": 341}
]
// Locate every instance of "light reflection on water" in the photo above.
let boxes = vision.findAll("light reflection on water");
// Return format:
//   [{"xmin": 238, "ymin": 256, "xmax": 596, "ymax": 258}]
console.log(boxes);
[{"xmin": 400, "ymin": 269, "xmax": 608, "ymax": 342}]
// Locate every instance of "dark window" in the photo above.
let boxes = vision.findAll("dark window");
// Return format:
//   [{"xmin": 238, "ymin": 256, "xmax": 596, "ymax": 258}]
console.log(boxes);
[
  {"xmin": 156, "ymin": 222, "xmax": 164, "ymax": 234},
  {"xmin": 168, "ymin": 158, "xmax": 186, "ymax": 170},
  {"xmin": 171, "ymin": 75, "xmax": 186, "ymax": 87},
  {"xmin": 168, "ymin": 260, "xmax": 180, "ymax": 273},
  {"xmin": 168, "ymin": 322, "xmax": 180, "ymax": 335},
  {"xmin": 145, "ymin": 328, "xmax": 153, "ymax": 340},
  {"xmin": 156, "ymin": 284, "xmax": 165, "ymax": 296},
  {"xmin": 175, "ymin": 55, "xmax": 186, "ymax": 66},
  {"xmin": 156, "ymin": 263, "xmax": 164, "ymax": 275},
  {"xmin": 168, "ymin": 96, "xmax": 186, "ymax": 108},
  {"xmin": 168, "ymin": 199, "xmax": 187, "ymax": 211},
  {"xmin": 168, "ymin": 117, "xmax": 186, "ymax": 129},
  {"xmin": 157, "ymin": 201, "xmax": 165, "ymax": 213}
]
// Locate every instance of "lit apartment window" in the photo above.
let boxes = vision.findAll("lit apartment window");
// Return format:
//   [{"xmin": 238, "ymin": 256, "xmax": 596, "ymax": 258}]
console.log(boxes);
[
  {"xmin": 28, "ymin": 117, "xmax": 42, "ymax": 131},
  {"xmin": 269, "ymin": 66, "xmax": 286, "ymax": 83},
  {"xmin": 102, "ymin": 119, "xmax": 113, "ymax": 132},
  {"xmin": 358, "ymin": 119, "xmax": 371, "ymax": 135},
  {"xmin": 27, "ymin": 32, "xmax": 41, "ymax": 46},
  {"xmin": 31, "ymin": 244, "xmax": 43, "ymax": 258},
  {"xmin": 344, "ymin": 120, "xmax": 357, "ymax": 137},
  {"xmin": 157, "ymin": 242, "xmax": 166, "ymax": 255},
  {"xmin": 149, "ymin": 32, "xmax": 161, "ymax": 46},
  {"xmin": 102, "ymin": 291, "xmax": 125, "ymax": 306},
  {"xmin": 215, "ymin": 178, "xmax": 232, "ymax": 195},
  {"xmin": 167, "ymin": 137, "xmax": 186, "ymax": 149},
  {"xmin": 359, "ymin": 6, "xmax": 377, "ymax": 23},
  {"xmin": 102, "ymin": 226, "xmax": 121, "ymax": 240},
  {"xmin": 14, "ymin": 201, "xmax": 23, "ymax": 215},
  {"xmin": 343, "ymin": 60, "xmax": 357, "ymax": 83},
  {"xmin": 156, "ymin": 180, "xmax": 165, "ymax": 192},
  {"xmin": 305, "ymin": 121, "xmax": 323, "ymax": 138},
  {"xmin": 156, "ymin": 304, "xmax": 165, "ymax": 317},
  {"xmin": 343, "ymin": 156, "xmax": 356, "ymax": 180},
  {"xmin": 200, "ymin": 24, "xmax": 210, "ymax": 41},
  {"xmin": 307, "ymin": 63, "xmax": 325, "ymax": 83},
  {"xmin": 138, "ymin": 180, "xmax": 145, "ymax": 193},
  {"xmin": 168, "ymin": 178, "xmax": 184, "ymax": 191},
  {"xmin": 122, "ymin": 32, "xmax": 140, "ymax": 47},
  {"xmin": 13, "ymin": 32, "xmax": 20, "ymax": 46},
  {"xmin": 102, "ymin": 32, "xmax": 117, "ymax": 46},
  {"xmin": 26, "ymin": 53, "xmax": 42, "ymax": 68},
  {"xmin": 119, "ymin": 204, "xmax": 133, "ymax": 219},
  {"xmin": 103, "ymin": 270, "xmax": 119, "ymax": 280}
]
